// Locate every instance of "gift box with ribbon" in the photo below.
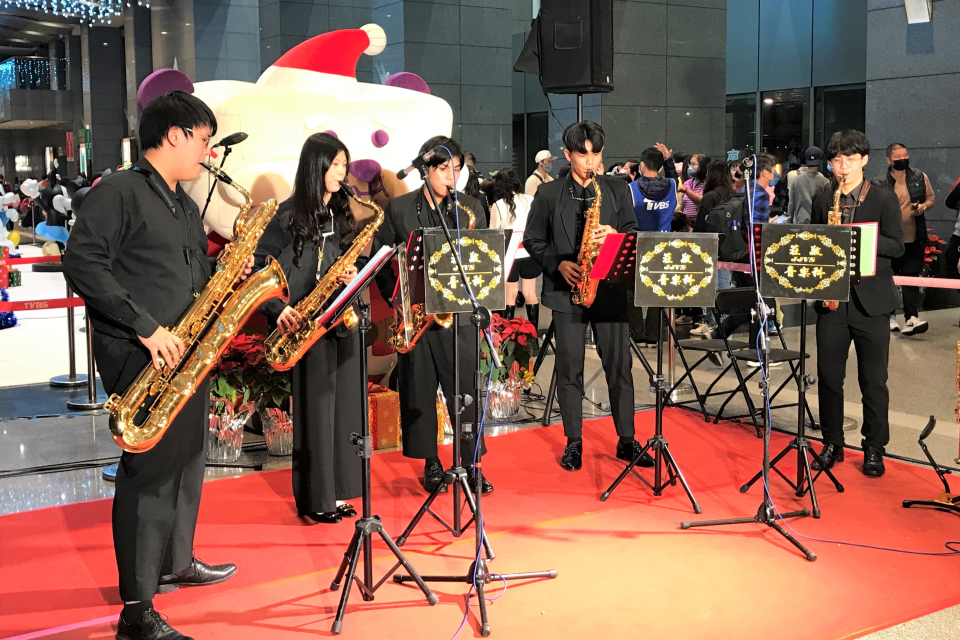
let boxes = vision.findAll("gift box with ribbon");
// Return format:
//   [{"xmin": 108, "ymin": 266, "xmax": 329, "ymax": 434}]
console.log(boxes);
[{"xmin": 368, "ymin": 383, "xmax": 401, "ymax": 451}]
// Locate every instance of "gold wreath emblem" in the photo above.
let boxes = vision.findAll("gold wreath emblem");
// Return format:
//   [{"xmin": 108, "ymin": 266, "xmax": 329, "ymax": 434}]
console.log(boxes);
[
  {"xmin": 636, "ymin": 239, "xmax": 715, "ymax": 302},
  {"xmin": 427, "ymin": 237, "xmax": 503, "ymax": 306},
  {"xmin": 762, "ymin": 231, "xmax": 847, "ymax": 294}
]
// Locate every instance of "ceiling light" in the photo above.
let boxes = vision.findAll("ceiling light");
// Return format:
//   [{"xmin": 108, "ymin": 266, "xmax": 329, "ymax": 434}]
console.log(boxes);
[{"xmin": 763, "ymin": 98, "xmax": 774, "ymax": 105}]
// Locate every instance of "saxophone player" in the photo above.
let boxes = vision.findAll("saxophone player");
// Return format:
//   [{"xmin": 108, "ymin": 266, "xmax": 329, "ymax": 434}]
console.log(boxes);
[
  {"xmin": 810, "ymin": 130, "xmax": 904, "ymax": 479},
  {"xmin": 370, "ymin": 136, "xmax": 493, "ymax": 496},
  {"xmin": 64, "ymin": 91, "xmax": 245, "ymax": 640},
  {"xmin": 254, "ymin": 133, "xmax": 364, "ymax": 524},
  {"xmin": 524, "ymin": 121, "xmax": 653, "ymax": 473}
]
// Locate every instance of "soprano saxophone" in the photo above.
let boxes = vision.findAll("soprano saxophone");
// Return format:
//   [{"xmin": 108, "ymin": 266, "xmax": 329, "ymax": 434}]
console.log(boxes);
[
  {"xmin": 571, "ymin": 172, "xmax": 602, "ymax": 307},
  {"xmin": 386, "ymin": 200, "xmax": 476, "ymax": 353},
  {"xmin": 265, "ymin": 185, "xmax": 384, "ymax": 371},
  {"xmin": 105, "ymin": 164, "xmax": 289, "ymax": 453}
]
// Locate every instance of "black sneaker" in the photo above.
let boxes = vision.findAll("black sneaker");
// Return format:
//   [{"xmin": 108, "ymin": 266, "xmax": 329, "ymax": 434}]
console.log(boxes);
[
  {"xmin": 616, "ymin": 439, "xmax": 654, "ymax": 468},
  {"xmin": 560, "ymin": 441, "xmax": 583, "ymax": 471},
  {"xmin": 116, "ymin": 607, "xmax": 191, "ymax": 640},
  {"xmin": 423, "ymin": 461, "xmax": 448, "ymax": 494}
]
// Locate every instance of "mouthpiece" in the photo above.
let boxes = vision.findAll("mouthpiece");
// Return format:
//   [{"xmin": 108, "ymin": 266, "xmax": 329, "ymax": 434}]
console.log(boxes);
[{"xmin": 201, "ymin": 162, "xmax": 232, "ymax": 185}]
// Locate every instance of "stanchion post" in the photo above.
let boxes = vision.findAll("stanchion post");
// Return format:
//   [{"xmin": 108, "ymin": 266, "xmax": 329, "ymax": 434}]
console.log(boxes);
[
  {"xmin": 50, "ymin": 285, "xmax": 88, "ymax": 388},
  {"xmin": 66, "ymin": 314, "xmax": 107, "ymax": 410}
]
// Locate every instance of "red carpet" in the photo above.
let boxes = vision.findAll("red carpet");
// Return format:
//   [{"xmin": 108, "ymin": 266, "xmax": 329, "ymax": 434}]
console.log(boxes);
[{"xmin": 2, "ymin": 409, "xmax": 959, "ymax": 639}]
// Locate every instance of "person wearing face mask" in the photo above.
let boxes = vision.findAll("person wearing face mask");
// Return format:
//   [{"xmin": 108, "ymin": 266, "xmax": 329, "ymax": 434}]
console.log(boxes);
[
  {"xmin": 371, "ymin": 136, "xmax": 492, "ymax": 496},
  {"xmin": 526, "ymin": 150, "xmax": 556, "ymax": 196},
  {"xmin": 678, "ymin": 153, "xmax": 707, "ymax": 225},
  {"xmin": 255, "ymin": 133, "xmax": 364, "ymax": 526},
  {"xmin": 872, "ymin": 143, "xmax": 935, "ymax": 336},
  {"xmin": 786, "ymin": 146, "xmax": 830, "ymax": 224},
  {"xmin": 811, "ymin": 130, "xmax": 904, "ymax": 479}
]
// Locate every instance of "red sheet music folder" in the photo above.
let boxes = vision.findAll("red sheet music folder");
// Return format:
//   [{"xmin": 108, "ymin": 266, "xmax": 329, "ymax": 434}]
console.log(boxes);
[{"xmin": 590, "ymin": 232, "xmax": 637, "ymax": 284}]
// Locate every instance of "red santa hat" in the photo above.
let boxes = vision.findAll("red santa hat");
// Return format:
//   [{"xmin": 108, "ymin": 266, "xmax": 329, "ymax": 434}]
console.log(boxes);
[{"xmin": 272, "ymin": 24, "xmax": 386, "ymax": 79}]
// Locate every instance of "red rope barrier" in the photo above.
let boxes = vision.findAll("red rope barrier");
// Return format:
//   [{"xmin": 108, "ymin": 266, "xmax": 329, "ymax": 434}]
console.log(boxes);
[
  {"xmin": 0, "ymin": 298, "xmax": 85, "ymax": 312},
  {"xmin": 0, "ymin": 256, "xmax": 62, "ymax": 266}
]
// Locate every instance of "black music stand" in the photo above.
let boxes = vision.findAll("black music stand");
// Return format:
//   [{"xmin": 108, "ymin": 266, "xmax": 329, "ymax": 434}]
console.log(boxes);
[
  {"xmin": 682, "ymin": 222, "xmax": 859, "ymax": 560},
  {"xmin": 902, "ymin": 417, "xmax": 960, "ymax": 516},
  {"xmin": 327, "ymin": 246, "xmax": 438, "ymax": 634},
  {"xmin": 601, "ymin": 233, "xmax": 715, "ymax": 512},
  {"xmin": 736, "ymin": 224, "xmax": 855, "ymax": 517},
  {"xmin": 393, "ymin": 173, "xmax": 555, "ymax": 637}
]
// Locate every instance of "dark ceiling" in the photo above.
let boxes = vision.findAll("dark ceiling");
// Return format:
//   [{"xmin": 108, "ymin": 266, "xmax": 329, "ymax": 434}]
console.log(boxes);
[{"xmin": 0, "ymin": 9, "xmax": 79, "ymax": 60}]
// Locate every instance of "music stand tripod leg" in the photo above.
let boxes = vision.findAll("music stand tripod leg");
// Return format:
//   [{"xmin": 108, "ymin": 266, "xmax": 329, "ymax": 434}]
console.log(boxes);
[
  {"xmin": 600, "ymin": 310, "xmax": 700, "ymax": 513},
  {"xmin": 328, "ymin": 299, "xmax": 436, "ymax": 635}
]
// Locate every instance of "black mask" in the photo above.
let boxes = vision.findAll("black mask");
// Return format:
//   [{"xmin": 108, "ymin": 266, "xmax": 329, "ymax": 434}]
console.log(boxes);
[{"xmin": 892, "ymin": 159, "xmax": 910, "ymax": 171}]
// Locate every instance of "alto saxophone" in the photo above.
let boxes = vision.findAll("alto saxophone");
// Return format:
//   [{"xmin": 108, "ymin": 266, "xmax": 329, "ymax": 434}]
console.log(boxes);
[
  {"xmin": 571, "ymin": 172, "xmax": 602, "ymax": 307},
  {"xmin": 386, "ymin": 199, "xmax": 476, "ymax": 353},
  {"xmin": 105, "ymin": 163, "xmax": 289, "ymax": 453},
  {"xmin": 265, "ymin": 185, "xmax": 385, "ymax": 371},
  {"xmin": 824, "ymin": 174, "xmax": 845, "ymax": 311}
]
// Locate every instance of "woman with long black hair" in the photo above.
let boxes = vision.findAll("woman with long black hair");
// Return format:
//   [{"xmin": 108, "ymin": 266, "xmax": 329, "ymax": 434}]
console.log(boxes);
[
  {"xmin": 488, "ymin": 168, "xmax": 541, "ymax": 334},
  {"xmin": 255, "ymin": 132, "xmax": 364, "ymax": 524}
]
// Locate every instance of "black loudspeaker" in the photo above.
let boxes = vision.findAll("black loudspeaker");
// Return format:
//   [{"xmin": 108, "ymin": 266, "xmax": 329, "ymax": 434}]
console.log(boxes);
[{"xmin": 514, "ymin": 0, "xmax": 614, "ymax": 95}]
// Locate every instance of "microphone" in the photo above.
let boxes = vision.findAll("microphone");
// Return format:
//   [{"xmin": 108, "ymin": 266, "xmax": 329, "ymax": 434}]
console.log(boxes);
[
  {"xmin": 396, "ymin": 147, "xmax": 440, "ymax": 180},
  {"xmin": 213, "ymin": 132, "xmax": 248, "ymax": 148}
]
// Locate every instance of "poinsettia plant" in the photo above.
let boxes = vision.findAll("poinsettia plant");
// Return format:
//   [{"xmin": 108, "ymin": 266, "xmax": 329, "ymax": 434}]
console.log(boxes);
[
  {"xmin": 479, "ymin": 314, "xmax": 538, "ymax": 386},
  {"xmin": 210, "ymin": 333, "xmax": 291, "ymax": 414},
  {"xmin": 922, "ymin": 229, "xmax": 946, "ymax": 277}
]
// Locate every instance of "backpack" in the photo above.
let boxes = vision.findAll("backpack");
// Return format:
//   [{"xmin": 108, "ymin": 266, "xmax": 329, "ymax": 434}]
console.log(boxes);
[{"xmin": 702, "ymin": 194, "xmax": 748, "ymax": 261}]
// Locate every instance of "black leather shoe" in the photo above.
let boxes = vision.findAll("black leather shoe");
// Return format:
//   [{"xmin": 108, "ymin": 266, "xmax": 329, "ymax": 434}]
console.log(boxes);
[
  {"xmin": 303, "ymin": 511, "xmax": 343, "ymax": 524},
  {"xmin": 157, "ymin": 557, "xmax": 237, "ymax": 594},
  {"xmin": 560, "ymin": 441, "xmax": 583, "ymax": 471},
  {"xmin": 116, "ymin": 607, "xmax": 192, "ymax": 640},
  {"xmin": 616, "ymin": 439, "xmax": 654, "ymax": 468},
  {"xmin": 811, "ymin": 443, "xmax": 844, "ymax": 471},
  {"xmin": 336, "ymin": 503, "xmax": 357, "ymax": 518},
  {"xmin": 423, "ymin": 461, "xmax": 448, "ymax": 494},
  {"xmin": 468, "ymin": 470, "xmax": 494, "ymax": 495},
  {"xmin": 862, "ymin": 446, "xmax": 886, "ymax": 477}
]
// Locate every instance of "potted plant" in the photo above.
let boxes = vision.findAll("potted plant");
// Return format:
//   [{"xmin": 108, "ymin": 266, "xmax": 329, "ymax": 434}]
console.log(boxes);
[
  {"xmin": 480, "ymin": 314, "xmax": 537, "ymax": 420},
  {"xmin": 207, "ymin": 334, "xmax": 260, "ymax": 462}
]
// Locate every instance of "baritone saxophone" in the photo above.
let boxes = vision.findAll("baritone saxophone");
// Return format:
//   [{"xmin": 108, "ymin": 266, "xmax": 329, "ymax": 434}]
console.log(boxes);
[
  {"xmin": 571, "ymin": 172, "xmax": 602, "ymax": 307},
  {"xmin": 105, "ymin": 163, "xmax": 289, "ymax": 453},
  {"xmin": 265, "ymin": 185, "xmax": 384, "ymax": 371},
  {"xmin": 386, "ymin": 200, "xmax": 476, "ymax": 353}
]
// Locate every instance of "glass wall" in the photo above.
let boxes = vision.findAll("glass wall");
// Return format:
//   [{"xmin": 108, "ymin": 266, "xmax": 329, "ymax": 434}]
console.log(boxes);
[
  {"xmin": 760, "ymin": 88, "xmax": 810, "ymax": 166},
  {"xmin": 726, "ymin": 94, "xmax": 757, "ymax": 159},
  {"xmin": 814, "ymin": 85, "xmax": 866, "ymax": 151}
]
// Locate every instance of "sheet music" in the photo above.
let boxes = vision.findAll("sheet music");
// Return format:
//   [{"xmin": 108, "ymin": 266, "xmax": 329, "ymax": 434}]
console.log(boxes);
[{"xmin": 316, "ymin": 245, "xmax": 395, "ymax": 326}]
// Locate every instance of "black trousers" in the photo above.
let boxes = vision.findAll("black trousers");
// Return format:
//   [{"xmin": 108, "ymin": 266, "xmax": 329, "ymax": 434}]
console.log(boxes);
[
  {"xmin": 397, "ymin": 322, "xmax": 484, "ymax": 466},
  {"xmin": 291, "ymin": 331, "xmax": 363, "ymax": 515},
  {"xmin": 553, "ymin": 309, "xmax": 636, "ymax": 440},
  {"xmin": 94, "ymin": 332, "xmax": 208, "ymax": 602},
  {"xmin": 892, "ymin": 241, "xmax": 925, "ymax": 319},
  {"xmin": 815, "ymin": 298, "xmax": 891, "ymax": 452},
  {"xmin": 945, "ymin": 233, "xmax": 960, "ymax": 279}
]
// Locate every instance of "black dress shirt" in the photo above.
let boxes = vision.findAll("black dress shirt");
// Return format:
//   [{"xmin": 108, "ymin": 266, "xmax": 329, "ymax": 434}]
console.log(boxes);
[
  {"xmin": 64, "ymin": 158, "xmax": 211, "ymax": 341},
  {"xmin": 523, "ymin": 173, "xmax": 638, "ymax": 315},
  {"xmin": 371, "ymin": 188, "xmax": 486, "ymax": 305},
  {"xmin": 254, "ymin": 198, "xmax": 367, "ymax": 327}
]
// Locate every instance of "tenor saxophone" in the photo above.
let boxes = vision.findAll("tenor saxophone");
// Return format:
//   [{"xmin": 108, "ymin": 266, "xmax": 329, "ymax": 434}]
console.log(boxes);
[
  {"xmin": 265, "ymin": 185, "xmax": 384, "ymax": 371},
  {"xmin": 386, "ymin": 200, "xmax": 476, "ymax": 353},
  {"xmin": 571, "ymin": 172, "xmax": 602, "ymax": 307},
  {"xmin": 105, "ymin": 163, "xmax": 289, "ymax": 453}
]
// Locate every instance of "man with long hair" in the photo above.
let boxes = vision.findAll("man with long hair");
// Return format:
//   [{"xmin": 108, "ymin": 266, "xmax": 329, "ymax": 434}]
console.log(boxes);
[
  {"xmin": 65, "ymin": 91, "xmax": 245, "ymax": 639},
  {"xmin": 372, "ymin": 136, "xmax": 492, "ymax": 495},
  {"xmin": 523, "ymin": 121, "xmax": 653, "ymax": 472}
]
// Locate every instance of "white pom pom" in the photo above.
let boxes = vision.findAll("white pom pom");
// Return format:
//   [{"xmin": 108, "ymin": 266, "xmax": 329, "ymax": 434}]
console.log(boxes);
[{"xmin": 361, "ymin": 24, "xmax": 386, "ymax": 56}]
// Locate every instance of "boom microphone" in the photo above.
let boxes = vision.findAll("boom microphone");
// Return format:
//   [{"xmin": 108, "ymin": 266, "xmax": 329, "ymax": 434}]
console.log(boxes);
[
  {"xmin": 213, "ymin": 132, "xmax": 248, "ymax": 148},
  {"xmin": 396, "ymin": 147, "xmax": 440, "ymax": 180}
]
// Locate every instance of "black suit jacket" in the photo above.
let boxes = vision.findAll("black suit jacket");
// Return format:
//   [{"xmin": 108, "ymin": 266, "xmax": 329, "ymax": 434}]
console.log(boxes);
[
  {"xmin": 811, "ymin": 182, "xmax": 904, "ymax": 316},
  {"xmin": 523, "ymin": 174, "xmax": 638, "ymax": 315}
]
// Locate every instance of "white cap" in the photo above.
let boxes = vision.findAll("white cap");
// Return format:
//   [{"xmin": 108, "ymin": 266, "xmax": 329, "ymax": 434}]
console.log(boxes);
[{"xmin": 535, "ymin": 150, "xmax": 556, "ymax": 163}]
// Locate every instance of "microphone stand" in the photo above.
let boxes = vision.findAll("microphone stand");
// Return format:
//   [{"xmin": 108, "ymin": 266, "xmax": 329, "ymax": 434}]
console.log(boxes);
[
  {"xmin": 201, "ymin": 145, "xmax": 232, "ymax": 221},
  {"xmin": 393, "ymin": 167, "xmax": 557, "ymax": 637}
]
